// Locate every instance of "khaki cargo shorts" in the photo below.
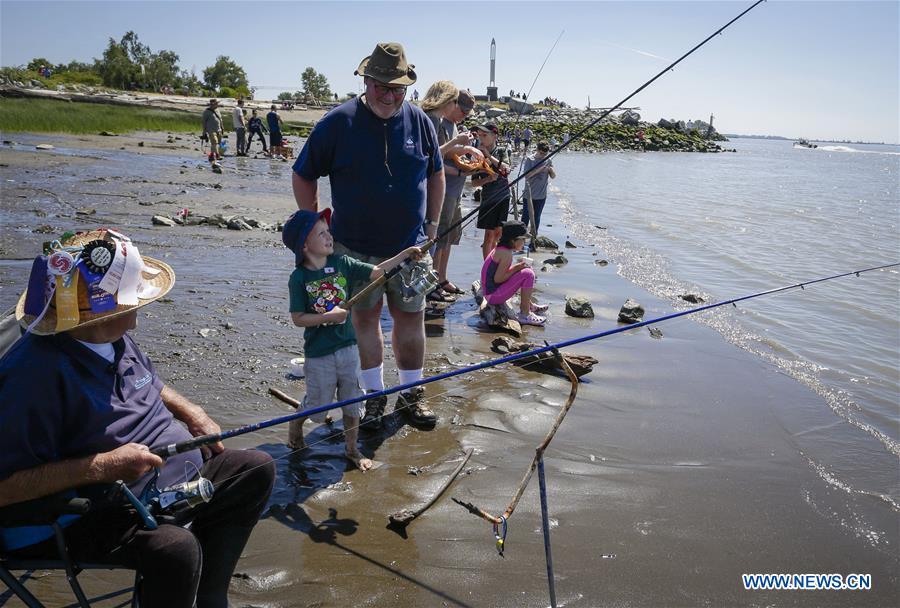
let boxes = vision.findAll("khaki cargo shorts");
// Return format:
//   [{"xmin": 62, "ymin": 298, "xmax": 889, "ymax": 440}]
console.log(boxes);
[
  {"xmin": 300, "ymin": 344, "xmax": 364, "ymax": 421},
  {"xmin": 333, "ymin": 241, "xmax": 432, "ymax": 313}
]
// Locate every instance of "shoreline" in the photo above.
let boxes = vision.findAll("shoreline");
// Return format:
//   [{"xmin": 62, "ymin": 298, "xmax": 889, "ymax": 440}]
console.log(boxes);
[{"xmin": 1, "ymin": 133, "xmax": 896, "ymax": 607}]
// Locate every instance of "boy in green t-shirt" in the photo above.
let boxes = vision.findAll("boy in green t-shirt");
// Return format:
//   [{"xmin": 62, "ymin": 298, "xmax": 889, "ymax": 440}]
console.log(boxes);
[{"xmin": 282, "ymin": 209, "xmax": 420, "ymax": 471}]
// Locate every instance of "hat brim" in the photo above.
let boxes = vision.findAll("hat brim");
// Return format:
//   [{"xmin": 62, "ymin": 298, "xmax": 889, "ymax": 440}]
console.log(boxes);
[
  {"xmin": 15, "ymin": 256, "xmax": 175, "ymax": 336},
  {"xmin": 355, "ymin": 57, "xmax": 417, "ymax": 86}
]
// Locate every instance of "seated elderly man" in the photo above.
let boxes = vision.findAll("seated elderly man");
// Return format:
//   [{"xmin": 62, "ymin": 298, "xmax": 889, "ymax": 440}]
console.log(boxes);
[{"xmin": 0, "ymin": 229, "xmax": 275, "ymax": 608}]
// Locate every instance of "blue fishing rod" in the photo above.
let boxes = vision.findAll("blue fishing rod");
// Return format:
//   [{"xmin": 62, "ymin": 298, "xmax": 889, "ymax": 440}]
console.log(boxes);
[{"xmin": 151, "ymin": 263, "xmax": 898, "ymax": 458}]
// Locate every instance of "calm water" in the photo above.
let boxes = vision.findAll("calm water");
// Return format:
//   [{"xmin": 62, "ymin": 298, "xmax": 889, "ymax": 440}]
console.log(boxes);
[{"xmin": 550, "ymin": 138, "xmax": 899, "ymax": 511}]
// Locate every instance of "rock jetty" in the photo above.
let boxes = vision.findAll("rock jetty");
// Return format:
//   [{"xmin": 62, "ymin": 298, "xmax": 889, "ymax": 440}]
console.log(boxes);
[{"xmin": 468, "ymin": 104, "xmax": 733, "ymax": 153}]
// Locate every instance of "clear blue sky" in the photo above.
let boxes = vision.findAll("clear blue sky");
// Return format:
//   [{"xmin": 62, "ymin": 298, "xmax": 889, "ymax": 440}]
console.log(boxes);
[{"xmin": 2, "ymin": 0, "xmax": 897, "ymax": 142}]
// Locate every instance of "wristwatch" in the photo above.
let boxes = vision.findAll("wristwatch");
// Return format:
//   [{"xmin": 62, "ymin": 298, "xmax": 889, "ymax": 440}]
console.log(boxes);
[{"xmin": 423, "ymin": 218, "xmax": 438, "ymax": 227}]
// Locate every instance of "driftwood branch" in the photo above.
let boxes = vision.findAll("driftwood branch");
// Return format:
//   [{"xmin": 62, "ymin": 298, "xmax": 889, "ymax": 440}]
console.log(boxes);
[
  {"xmin": 454, "ymin": 348, "xmax": 579, "ymax": 528},
  {"xmin": 388, "ymin": 448, "xmax": 474, "ymax": 528},
  {"xmin": 269, "ymin": 387, "xmax": 301, "ymax": 409}
]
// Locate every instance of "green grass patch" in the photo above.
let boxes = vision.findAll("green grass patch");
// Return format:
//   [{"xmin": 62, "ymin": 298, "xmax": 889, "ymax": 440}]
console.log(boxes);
[{"xmin": 0, "ymin": 97, "xmax": 201, "ymax": 135}]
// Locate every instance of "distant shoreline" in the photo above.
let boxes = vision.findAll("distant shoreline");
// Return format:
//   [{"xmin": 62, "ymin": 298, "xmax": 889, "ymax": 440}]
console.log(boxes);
[{"xmin": 725, "ymin": 133, "xmax": 893, "ymax": 145}]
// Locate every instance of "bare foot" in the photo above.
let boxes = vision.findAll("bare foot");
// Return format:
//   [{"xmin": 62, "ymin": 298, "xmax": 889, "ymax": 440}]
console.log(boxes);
[{"xmin": 347, "ymin": 451, "xmax": 374, "ymax": 472}]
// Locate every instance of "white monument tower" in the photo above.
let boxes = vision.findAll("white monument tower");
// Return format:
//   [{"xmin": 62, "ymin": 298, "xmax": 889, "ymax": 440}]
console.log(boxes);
[{"xmin": 487, "ymin": 38, "xmax": 498, "ymax": 101}]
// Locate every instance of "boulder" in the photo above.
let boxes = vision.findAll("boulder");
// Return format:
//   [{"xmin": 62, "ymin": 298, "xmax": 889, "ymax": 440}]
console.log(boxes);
[
  {"xmin": 594, "ymin": 259, "xmax": 609, "ymax": 267},
  {"xmin": 679, "ymin": 294, "xmax": 705, "ymax": 304},
  {"xmin": 620, "ymin": 110, "xmax": 640, "ymax": 126},
  {"xmin": 151, "ymin": 215, "xmax": 176, "ymax": 227},
  {"xmin": 565, "ymin": 296, "xmax": 594, "ymax": 318},
  {"xmin": 618, "ymin": 298, "xmax": 644, "ymax": 323},
  {"xmin": 532, "ymin": 235, "xmax": 558, "ymax": 250},
  {"xmin": 227, "ymin": 216, "xmax": 253, "ymax": 231},
  {"xmin": 75, "ymin": 208, "xmax": 96, "ymax": 216},
  {"xmin": 564, "ymin": 240, "xmax": 577, "ymax": 248},
  {"xmin": 485, "ymin": 108, "xmax": 507, "ymax": 119},
  {"xmin": 472, "ymin": 280, "xmax": 521, "ymax": 337},
  {"xmin": 206, "ymin": 214, "xmax": 229, "ymax": 228},
  {"xmin": 35, "ymin": 144, "xmax": 54, "ymax": 150},
  {"xmin": 507, "ymin": 97, "xmax": 535, "ymax": 115},
  {"xmin": 542, "ymin": 254, "xmax": 568, "ymax": 267}
]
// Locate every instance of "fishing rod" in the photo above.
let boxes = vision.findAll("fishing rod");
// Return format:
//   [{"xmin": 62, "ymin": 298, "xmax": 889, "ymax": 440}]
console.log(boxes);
[
  {"xmin": 505, "ymin": 29, "xmax": 565, "ymax": 214},
  {"xmin": 345, "ymin": 0, "xmax": 767, "ymax": 307},
  {"xmin": 151, "ymin": 262, "xmax": 898, "ymax": 458},
  {"xmin": 342, "ymin": 31, "xmax": 565, "ymax": 308}
]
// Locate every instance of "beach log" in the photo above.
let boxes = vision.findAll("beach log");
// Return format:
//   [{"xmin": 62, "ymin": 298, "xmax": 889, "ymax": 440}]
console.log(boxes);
[{"xmin": 490, "ymin": 336, "xmax": 598, "ymax": 377}]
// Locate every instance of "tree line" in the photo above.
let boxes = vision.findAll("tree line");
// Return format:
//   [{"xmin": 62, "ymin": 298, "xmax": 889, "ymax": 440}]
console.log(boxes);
[{"xmin": 6, "ymin": 31, "xmax": 334, "ymax": 102}]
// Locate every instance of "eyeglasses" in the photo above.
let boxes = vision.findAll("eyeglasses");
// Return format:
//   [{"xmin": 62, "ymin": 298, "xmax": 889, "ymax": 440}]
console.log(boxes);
[{"xmin": 371, "ymin": 82, "xmax": 407, "ymax": 98}]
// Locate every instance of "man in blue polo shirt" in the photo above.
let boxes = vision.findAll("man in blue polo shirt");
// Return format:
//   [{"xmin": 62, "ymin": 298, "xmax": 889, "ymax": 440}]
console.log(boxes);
[
  {"xmin": 0, "ymin": 229, "xmax": 275, "ymax": 608},
  {"xmin": 292, "ymin": 42, "xmax": 445, "ymax": 430}
]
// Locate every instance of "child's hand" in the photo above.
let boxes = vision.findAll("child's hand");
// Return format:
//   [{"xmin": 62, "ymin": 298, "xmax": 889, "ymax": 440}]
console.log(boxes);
[
  {"xmin": 321, "ymin": 307, "xmax": 349, "ymax": 325},
  {"xmin": 511, "ymin": 261, "xmax": 527, "ymax": 272}
]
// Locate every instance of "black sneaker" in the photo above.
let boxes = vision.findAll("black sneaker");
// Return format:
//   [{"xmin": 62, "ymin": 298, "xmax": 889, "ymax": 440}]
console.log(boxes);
[
  {"xmin": 396, "ymin": 387, "xmax": 436, "ymax": 428},
  {"xmin": 361, "ymin": 394, "xmax": 388, "ymax": 430}
]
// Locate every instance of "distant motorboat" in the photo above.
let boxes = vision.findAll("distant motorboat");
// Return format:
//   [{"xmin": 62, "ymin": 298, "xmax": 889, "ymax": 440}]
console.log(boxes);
[{"xmin": 794, "ymin": 138, "xmax": 818, "ymax": 149}]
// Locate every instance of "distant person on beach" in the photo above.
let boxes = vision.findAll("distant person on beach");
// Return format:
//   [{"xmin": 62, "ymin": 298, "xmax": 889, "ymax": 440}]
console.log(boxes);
[
  {"xmin": 202, "ymin": 98, "xmax": 224, "ymax": 162},
  {"xmin": 472, "ymin": 122, "xmax": 511, "ymax": 259},
  {"xmin": 246, "ymin": 109, "xmax": 269, "ymax": 154},
  {"xmin": 281, "ymin": 210, "xmax": 422, "ymax": 470},
  {"xmin": 0, "ymin": 228, "xmax": 275, "ymax": 608},
  {"xmin": 562, "ymin": 131, "xmax": 570, "ymax": 147},
  {"xmin": 292, "ymin": 42, "xmax": 444, "ymax": 431},
  {"xmin": 480, "ymin": 220, "xmax": 548, "ymax": 326},
  {"xmin": 521, "ymin": 141, "xmax": 557, "ymax": 233},
  {"xmin": 522, "ymin": 126, "xmax": 533, "ymax": 150},
  {"xmin": 233, "ymin": 98, "xmax": 247, "ymax": 156},
  {"xmin": 421, "ymin": 82, "xmax": 478, "ymax": 303},
  {"xmin": 267, "ymin": 105, "xmax": 283, "ymax": 150},
  {"xmin": 514, "ymin": 128, "xmax": 521, "ymax": 151}
]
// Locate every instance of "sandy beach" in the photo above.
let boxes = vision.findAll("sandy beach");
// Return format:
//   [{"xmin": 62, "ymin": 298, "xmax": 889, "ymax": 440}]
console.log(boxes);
[{"xmin": 1, "ymin": 131, "xmax": 897, "ymax": 607}]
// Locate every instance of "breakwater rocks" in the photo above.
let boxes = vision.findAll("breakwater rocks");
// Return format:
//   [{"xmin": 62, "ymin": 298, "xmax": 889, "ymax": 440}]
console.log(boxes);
[{"xmin": 470, "ymin": 105, "xmax": 734, "ymax": 153}]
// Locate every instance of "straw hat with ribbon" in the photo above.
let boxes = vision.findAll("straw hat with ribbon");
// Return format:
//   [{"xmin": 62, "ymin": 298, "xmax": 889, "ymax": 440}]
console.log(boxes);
[
  {"xmin": 15, "ymin": 229, "xmax": 175, "ymax": 336},
  {"xmin": 354, "ymin": 42, "xmax": 417, "ymax": 86}
]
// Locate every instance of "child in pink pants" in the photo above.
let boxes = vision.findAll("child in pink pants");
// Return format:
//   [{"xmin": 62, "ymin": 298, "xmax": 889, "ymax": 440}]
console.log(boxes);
[{"xmin": 480, "ymin": 220, "xmax": 548, "ymax": 326}]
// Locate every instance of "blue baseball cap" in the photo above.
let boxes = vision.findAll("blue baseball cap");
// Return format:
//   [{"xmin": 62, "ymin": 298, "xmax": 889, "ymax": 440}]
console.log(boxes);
[{"xmin": 282, "ymin": 208, "xmax": 332, "ymax": 264}]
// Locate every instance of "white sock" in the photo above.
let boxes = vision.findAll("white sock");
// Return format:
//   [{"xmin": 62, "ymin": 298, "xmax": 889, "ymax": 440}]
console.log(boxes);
[
  {"xmin": 398, "ymin": 368, "xmax": 423, "ymax": 388},
  {"xmin": 359, "ymin": 364, "xmax": 384, "ymax": 392}
]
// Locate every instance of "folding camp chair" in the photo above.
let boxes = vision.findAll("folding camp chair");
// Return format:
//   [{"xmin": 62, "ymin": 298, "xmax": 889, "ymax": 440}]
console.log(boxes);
[{"xmin": 0, "ymin": 492, "xmax": 141, "ymax": 607}]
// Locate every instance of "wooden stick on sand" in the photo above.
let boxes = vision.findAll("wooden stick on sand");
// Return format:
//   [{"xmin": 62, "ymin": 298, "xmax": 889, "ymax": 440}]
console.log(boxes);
[{"xmin": 388, "ymin": 448, "xmax": 474, "ymax": 528}]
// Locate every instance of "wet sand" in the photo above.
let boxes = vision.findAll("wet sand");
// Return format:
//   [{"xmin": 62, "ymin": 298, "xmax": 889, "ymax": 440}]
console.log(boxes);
[{"xmin": 1, "ymin": 133, "xmax": 897, "ymax": 607}]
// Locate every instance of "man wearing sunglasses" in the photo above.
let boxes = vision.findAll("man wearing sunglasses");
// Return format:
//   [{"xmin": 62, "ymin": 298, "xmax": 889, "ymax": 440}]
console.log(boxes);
[{"xmin": 292, "ymin": 42, "xmax": 445, "ymax": 431}]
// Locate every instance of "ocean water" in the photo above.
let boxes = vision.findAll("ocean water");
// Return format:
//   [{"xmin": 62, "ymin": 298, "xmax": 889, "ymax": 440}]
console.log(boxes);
[{"xmin": 549, "ymin": 138, "xmax": 899, "ymax": 512}]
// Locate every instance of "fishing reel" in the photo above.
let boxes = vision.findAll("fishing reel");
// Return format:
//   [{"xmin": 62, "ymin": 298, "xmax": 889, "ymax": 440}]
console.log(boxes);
[
  {"xmin": 117, "ymin": 468, "xmax": 214, "ymax": 530},
  {"xmin": 400, "ymin": 264, "xmax": 440, "ymax": 302}
]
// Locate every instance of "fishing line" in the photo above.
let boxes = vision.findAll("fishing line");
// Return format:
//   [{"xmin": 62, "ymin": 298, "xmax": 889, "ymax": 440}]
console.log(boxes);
[
  {"xmin": 153, "ymin": 262, "xmax": 898, "ymax": 461},
  {"xmin": 209, "ymin": 349, "xmax": 563, "ymax": 490},
  {"xmin": 426, "ymin": 0, "xmax": 767, "ymax": 261},
  {"xmin": 341, "ymin": 1, "xmax": 766, "ymax": 310},
  {"xmin": 504, "ymin": 30, "xmax": 565, "ymax": 212}
]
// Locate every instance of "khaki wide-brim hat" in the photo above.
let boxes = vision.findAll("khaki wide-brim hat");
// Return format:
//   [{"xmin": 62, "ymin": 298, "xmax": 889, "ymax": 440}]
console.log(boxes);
[
  {"xmin": 15, "ymin": 230, "xmax": 175, "ymax": 336},
  {"xmin": 354, "ymin": 42, "xmax": 417, "ymax": 86}
]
